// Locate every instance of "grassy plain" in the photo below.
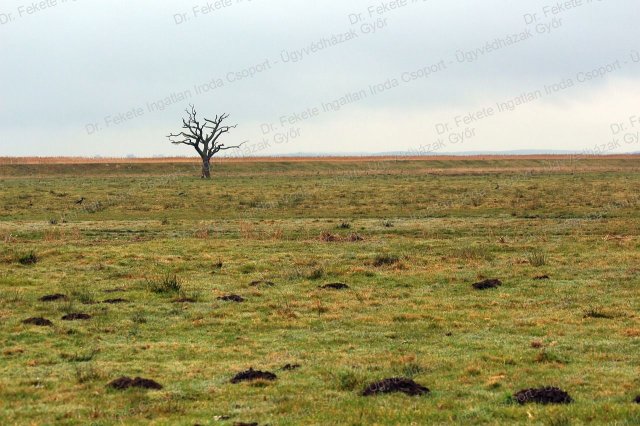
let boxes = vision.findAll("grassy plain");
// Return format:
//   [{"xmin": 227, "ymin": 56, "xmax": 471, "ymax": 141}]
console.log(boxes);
[{"xmin": 0, "ymin": 156, "xmax": 639, "ymax": 425}]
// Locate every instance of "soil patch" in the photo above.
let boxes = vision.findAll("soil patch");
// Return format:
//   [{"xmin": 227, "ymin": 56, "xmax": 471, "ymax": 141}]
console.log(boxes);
[
  {"xmin": 108, "ymin": 376, "xmax": 163, "ymax": 390},
  {"xmin": 230, "ymin": 368, "xmax": 277, "ymax": 384},
  {"xmin": 472, "ymin": 279, "xmax": 502, "ymax": 290},
  {"xmin": 373, "ymin": 255, "xmax": 400, "ymax": 267},
  {"xmin": 61, "ymin": 313, "xmax": 91, "ymax": 321},
  {"xmin": 362, "ymin": 378, "xmax": 430, "ymax": 396},
  {"xmin": 282, "ymin": 363, "xmax": 301, "ymax": 371},
  {"xmin": 103, "ymin": 298, "xmax": 127, "ymax": 304},
  {"xmin": 104, "ymin": 288, "xmax": 126, "ymax": 293},
  {"xmin": 173, "ymin": 297, "xmax": 197, "ymax": 303},
  {"xmin": 534, "ymin": 275, "xmax": 550, "ymax": 280},
  {"xmin": 249, "ymin": 280, "xmax": 276, "ymax": 287},
  {"xmin": 22, "ymin": 317, "xmax": 53, "ymax": 326},
  {"xmin": 320, "ymin": 232, "xmax": 340, "ymax": 242},
  {"xmin": 320, "ymin": 232, "xmax": 363, "ymax": 243},
  {"xmin": 514, "ymin": 387, "xmax": 573, "ymax": 404},
  {"xmin": 18, "ymin": 252, "xmax": 38, "ymax": 265},
  {"xmin": 218, "ymin": 295, "xmax": 245, "ymax": 303},
  {"xmin": 39, "ymin": 294, "xmax": 67, "ymax": 302},
  {"xmin": 320, "ymin": 283, "xmax": 350, "ymax": 290},
  {"xmin": 634, "ymin": 395, "xmax": 640, "ymax": 404},
  {"xmin": 233, "ymin": 423, "xmax": 258, "ymax": 426}
]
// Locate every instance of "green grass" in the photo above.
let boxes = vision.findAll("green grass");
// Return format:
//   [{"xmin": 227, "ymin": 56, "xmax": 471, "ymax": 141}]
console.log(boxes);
[
  {"xmin": 146, "ymin": 274, "xmax": 183, "ymax": 295},
  {"xmin": 527, "ymin": 250, "xmax": 548, "ymax": 267},
  {"xmin": 0, "ymin": 157, "xmax": 639, "ymax": 425}
]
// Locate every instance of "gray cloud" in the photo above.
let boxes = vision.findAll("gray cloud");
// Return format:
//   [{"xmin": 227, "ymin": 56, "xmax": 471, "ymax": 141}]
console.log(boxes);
[{"xmin": 0, "ymin": 0, "xmax": 638, "ymax": 156}]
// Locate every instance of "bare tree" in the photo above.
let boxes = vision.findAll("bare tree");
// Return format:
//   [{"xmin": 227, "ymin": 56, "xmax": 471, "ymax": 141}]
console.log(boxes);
[{"xmin": 167, "ymin": 105, "xmax": 243, "ymax": 179}]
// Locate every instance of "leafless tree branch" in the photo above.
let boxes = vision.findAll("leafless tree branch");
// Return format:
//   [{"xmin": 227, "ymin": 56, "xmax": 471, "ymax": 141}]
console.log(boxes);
[{"xmin": 166, "ymin": 105, "xmax": 240, "ymax": 178}]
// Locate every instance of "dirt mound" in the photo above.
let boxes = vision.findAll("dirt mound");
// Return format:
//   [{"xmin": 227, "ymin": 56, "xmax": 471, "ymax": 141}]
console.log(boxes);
[
  {"xmin": 249, "ymin": 280, "xmax": 275, "ymax": 287},
  {"xmin": 472, "ymin": 279, "xmax": 502, "ymax": 290},
  {"xmin": 373, "ymin": 254, "xmax": 400, "ymax": 267},
  {"xmin": 233, "ymin": 423, "xmax": 258, "ymax": 426},
  {"xmin": 230, "ymin": 368, "xmax": 277, "ymax": 384},
  {"xmin": 362, "ymin": 377, "xmax": 430, "ymax": 396},
  {"xmin": 22, "ymin": 317, "xmax": 53, "ymax": 326},
  {"xmin": 108, "ymin": 376, "xmax": 163, "ymax": 390},
  {"xmin": 282, "ymin": 363, "xmax": 301, "ymax": 371},
  {"xmin": 218, "ymin": 295, "xmax": 245, "ymax": 303},
  {"xmin": 320, "ymin": 232, "xmax": 364, "ymax": 243},
  {"xmin": 320, "ymin": 283, "xmax": 350, "ymax": 290},
  {"xmin": 173, "ymin": 297, "xmax": 196, "ymax": 303},
  {"xmin": 39, "ymin": 294, "xmax": 67, "ymax": 302},
  {"xmin": 514, "ymin": 387, "xmax": 573, "ymax": 404},
  {"xmin": 18, "ymin": 252, "xmax": 38, "ymax": 265},
  {"xmin": 61, "ymin": 313, "xmax": 91, "ymax": 321},
  {"xmin": 320, "ymin": 232, "xmax": 340, "ymax": 242},
  {"xmin": 534, "ymin": 275, "xmax": 550, "ymax": 280},
  {"xmin": 102, "ymin": 298, "xmax": 127, "ymax": 304}
]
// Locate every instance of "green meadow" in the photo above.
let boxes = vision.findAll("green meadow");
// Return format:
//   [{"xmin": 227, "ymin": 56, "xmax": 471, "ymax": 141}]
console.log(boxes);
[{"xmin": 1, "ymin": 156, "xmax": 639, "ymax": 425}]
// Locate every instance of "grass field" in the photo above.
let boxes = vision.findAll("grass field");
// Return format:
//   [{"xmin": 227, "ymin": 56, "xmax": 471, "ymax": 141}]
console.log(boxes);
[{"xmin": 1, "ymin": 156, "xmax": 639, "ymax": 425}]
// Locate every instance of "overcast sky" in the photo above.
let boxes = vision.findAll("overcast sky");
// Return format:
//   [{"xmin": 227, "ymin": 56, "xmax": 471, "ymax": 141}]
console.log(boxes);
[{"xmin": 1, "ymin": 0, "xmax": 639, "ymax": 157}]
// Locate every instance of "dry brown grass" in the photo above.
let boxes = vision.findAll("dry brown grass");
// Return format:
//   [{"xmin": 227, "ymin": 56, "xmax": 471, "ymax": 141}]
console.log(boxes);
[{"xmin": 1, "ymin": 154, "xmax": 638, "ymax": 165}]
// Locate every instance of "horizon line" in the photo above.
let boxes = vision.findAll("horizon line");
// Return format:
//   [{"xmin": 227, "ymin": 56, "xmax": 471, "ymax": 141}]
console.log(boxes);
[{"xmin": 0, "ymin": 153, "xmax": 638, "ymax": 165}]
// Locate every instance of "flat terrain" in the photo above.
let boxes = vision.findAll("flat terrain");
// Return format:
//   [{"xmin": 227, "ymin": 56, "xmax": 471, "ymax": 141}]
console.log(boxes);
[{"xmin": 0, "ymin": 156, "xmax": 639, "ymax": 425}]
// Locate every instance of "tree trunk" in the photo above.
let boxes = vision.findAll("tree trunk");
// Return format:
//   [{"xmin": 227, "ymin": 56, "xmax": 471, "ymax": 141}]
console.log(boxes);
[{"xmin": 201, "ymin": 157, "xmax": 211, "ymax": 179}]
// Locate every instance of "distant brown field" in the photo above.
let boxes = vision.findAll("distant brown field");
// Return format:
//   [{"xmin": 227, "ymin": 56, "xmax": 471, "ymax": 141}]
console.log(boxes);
[{"xmin": 0, "ymin": 154, "xmax": 638, "ymax": 165}]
